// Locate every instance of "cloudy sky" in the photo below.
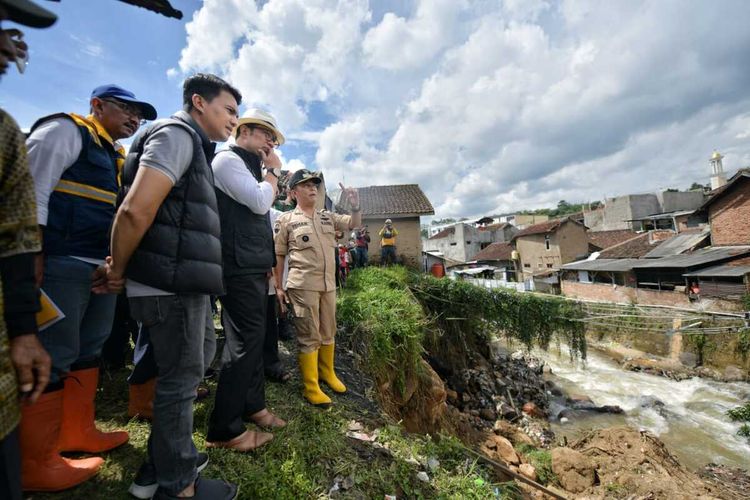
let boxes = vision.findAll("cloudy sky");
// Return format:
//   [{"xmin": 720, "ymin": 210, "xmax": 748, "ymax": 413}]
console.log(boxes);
[{"xmin": 4, "ymin": 0, "xmax": 750, "ymax": 220}]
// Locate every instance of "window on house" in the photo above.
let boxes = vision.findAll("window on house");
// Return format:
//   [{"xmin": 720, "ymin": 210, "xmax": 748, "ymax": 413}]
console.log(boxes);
[
  {"xmin": 524, "ymin": 263, "xmax": 531, "ymax": 268},
  {"xmin": 545, "ymin": 235, "xmax": 551, "ymax": 250},
  {"xmin": 450, "ymin": 242, "xmax": 457, "ymax": 246},
  {"xmin": 466, "ymin": 241, "xmax": 472, "ymax": 245},
  {"xmin": 480, "ymin": 242, "xmax": 490, "ymax": 250},
  {"xmin": 547, "ymin": 264, "xmax": 553, "ymax": 268}
]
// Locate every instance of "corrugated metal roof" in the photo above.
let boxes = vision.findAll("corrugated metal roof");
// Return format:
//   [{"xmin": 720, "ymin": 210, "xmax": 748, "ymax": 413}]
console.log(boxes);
[
  {"xmin": 561, "ymin": 259, "xmax": 642, "ymax": 272},
  {"xmin": 632, "ymin": 246, "xmax": 750, "ymax": 269},
  {"xmin": 683, "ymin": 264, "xmax": 750, "ymax": 277},
  {"xmin": 643, "ymin": 229, "xmax": 710, "ymax": 258},
  {"xmin": 627, "ymin": 210, "xmax": 694, "ymax": 221}
]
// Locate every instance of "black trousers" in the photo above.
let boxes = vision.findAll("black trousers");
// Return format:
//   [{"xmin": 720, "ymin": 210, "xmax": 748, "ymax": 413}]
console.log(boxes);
[
  {"xmin": 207, "ymin": 274, "xmax": 267, "ymax": 442},
  {"xmin": 0, "ymin": 428, "xmax": 21, "ymax": 500},
  {"xmin": 101, "ymin": 293, "xmax": 138, "ymax": 368},
  {"xmin": 263, "ymin": 295, "xmax": 281, "ymax": 371}
]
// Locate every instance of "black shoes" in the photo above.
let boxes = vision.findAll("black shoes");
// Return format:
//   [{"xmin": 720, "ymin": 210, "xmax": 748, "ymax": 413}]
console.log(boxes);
[{"xmin": 128, "ymin": 453, "xmax": 209, "ymax": 499}]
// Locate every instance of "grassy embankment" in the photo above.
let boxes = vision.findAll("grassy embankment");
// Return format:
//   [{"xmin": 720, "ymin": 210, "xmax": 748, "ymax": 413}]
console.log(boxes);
[{"xmin": 41, "ymin": 266, "xmax": 584, "ymax": 499}]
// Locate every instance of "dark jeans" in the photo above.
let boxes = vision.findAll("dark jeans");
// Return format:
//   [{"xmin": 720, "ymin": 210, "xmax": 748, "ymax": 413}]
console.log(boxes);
[
  {"xmin": 0, "ymin": 428, "xmax": 21, "ymax": 500},
  {"xmin": 129, "ymin": 294, "xmax": 210, "ymax": 496},
  {"xmin": 128, "ymin": 307, "xmax": 216, "ymax": 386},
  {"xmin": 264, "ymin": 294, "xmax": 280, "ymax": 371},
  {"xmin": 381, "ymin": 246, "xmax": 397, "ymax": 265},
  {"xmin": 207, "ymin": 274, "xmax": 267, "ymax": 442},
  {"xmin": 38, "ymin": 255, "xmax": 117, "ymax": 382},
  {"xmin": 356, "ymin": 247, "xmax": 368, "ymax": 267}
]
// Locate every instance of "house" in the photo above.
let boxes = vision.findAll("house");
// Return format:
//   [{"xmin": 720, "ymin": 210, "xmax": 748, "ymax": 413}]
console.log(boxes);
[
  {"xmin": 512, "ymin": 217, "xmax": 589, "ymax": 280},
  {"xmin": 696, "ymin": 170, "xmax": 750, "ymax": 246},
  {"xmin": 627, "ymin": 210, "xmax": 707, "ymax": 233},
  {"xmin": 683, "ymin": 257, "xmax": 750, "ymax": 300},
  {"xmin": 336, "ymin": 184, "xmax": 434, "ymax": 267},
  {"xmin": 584, "ymin": 190, "xmax": 706, "ymax": 232},
  {"xmin": 472, "ymin": 242, "xmax": 517, "ymax": 281},
  {"xmin": 422, "ymin": 222, "xmax": 517, "ymax": 264},
  {"xmin": 561, "ymin": 246, "xmax": 750, "ymax": 309}
]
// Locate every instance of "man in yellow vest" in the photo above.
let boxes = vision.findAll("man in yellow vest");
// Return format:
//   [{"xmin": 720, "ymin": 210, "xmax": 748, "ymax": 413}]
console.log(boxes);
[
  {"xmin": 23, "ymin": 84, "xmax": 156, "ymax": 489},
  {"xmin": 379, "ymin": 219, "xmax": 398, "ymax": 266}
]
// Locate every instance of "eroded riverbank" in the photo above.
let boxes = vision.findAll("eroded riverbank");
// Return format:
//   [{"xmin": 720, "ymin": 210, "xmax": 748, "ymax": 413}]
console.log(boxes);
[{"xmin": 537, "ymin": 346, "xmax": 750, "ymax": 471}]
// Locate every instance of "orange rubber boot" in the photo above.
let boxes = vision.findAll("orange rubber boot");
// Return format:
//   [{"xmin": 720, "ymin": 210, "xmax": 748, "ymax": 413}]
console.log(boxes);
[
  {"xmin": 58, "ymin": 367, "xmax": 129, "ymax": 453},
  {"xmin": 127, "ymin": 378, "xmax": 155, "ymax": 420},
  {"xmin": 21, "ymin": 389, "xmax": 103, "ymax": 492}
]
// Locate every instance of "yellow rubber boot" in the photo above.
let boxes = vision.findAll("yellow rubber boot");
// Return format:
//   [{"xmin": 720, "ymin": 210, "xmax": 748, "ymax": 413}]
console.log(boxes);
[
  {"xmin": 318, "ymin": 343, "xmax": 346, "ymax": 393},
  {"xmin": 298, "ymin": 351, "xmax": 331, "ymax": 407}
]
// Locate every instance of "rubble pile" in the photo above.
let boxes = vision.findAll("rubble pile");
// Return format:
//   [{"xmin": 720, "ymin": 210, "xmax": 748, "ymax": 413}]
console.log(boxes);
[{"xmin": 442, "ymin": 350, "xmax": 550, "ymax": 429}]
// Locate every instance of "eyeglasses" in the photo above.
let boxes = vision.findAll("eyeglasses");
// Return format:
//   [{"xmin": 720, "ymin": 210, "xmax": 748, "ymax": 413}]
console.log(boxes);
[
  {"xmin": 102, "ymin": 98, "xmax": 144, "ymax": 121},
  {"xmin": 252, "ymin": 126, "xmax": 278, "ymax": 146}
]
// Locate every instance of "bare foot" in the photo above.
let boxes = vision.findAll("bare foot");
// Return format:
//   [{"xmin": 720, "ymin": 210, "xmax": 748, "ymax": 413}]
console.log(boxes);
[{"xmin": 249, "ymin": 408, "xmax": 287, "ymax": 429}]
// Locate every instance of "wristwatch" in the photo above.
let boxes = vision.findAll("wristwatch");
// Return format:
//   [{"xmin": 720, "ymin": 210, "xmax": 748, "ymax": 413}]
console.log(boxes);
[{"xmin": 268, "ymin": 167, "xmax": 281, "ymax": 178}]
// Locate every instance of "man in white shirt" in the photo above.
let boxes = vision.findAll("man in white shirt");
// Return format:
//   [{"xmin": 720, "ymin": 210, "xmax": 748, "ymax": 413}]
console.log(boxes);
[{"xmin": 205, "ymin": 109, "xmax": 286, "ymax": 452}]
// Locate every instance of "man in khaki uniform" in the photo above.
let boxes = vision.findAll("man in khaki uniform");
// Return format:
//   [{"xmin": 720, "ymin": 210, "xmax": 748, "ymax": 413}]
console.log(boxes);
[{"xmin": 273, "ymin": 169, "xmax": 360, "ymax": 406}]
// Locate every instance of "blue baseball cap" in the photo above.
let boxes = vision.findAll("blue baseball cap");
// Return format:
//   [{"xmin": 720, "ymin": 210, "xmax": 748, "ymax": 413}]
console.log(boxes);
[{"xmin": 90, "ymin": 84, "xmax": 157, "ymax": 121}]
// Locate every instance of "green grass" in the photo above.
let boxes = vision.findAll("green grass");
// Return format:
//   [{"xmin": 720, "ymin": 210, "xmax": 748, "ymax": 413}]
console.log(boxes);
[
  {"xmin": 38, "ymin": 361, "xmax": 511, "ymax": 499},
  {"xmin": 514, "ymin": 444, "xmax": 559, "ymax": 487},
  {"xmin": 38, "ymin": 266, "xmax": 589, "ymax": 499}
]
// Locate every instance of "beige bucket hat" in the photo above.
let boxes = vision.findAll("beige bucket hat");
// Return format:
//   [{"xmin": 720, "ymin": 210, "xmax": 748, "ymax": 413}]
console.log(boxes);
[{"xmin": 234, "ymin": 108, "xmax": 285, "ymax": 146}]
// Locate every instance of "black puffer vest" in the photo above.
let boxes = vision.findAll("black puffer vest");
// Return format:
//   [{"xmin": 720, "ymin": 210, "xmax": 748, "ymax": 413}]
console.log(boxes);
[
  {"xmin": 118, "ymin": 111, "xmax": 224, "ymax": 294},
  {"xmin": 215, "ymin": 145, "xmax": 274, "ymax": 277}
]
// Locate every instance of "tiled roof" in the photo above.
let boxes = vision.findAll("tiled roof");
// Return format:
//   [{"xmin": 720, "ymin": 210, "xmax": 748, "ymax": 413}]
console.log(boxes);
[
  {"xmin": 337, "ymin": 184, "xmax": 434, "ymax": 217},
  {"xmin": 118, "ymin": 0, "xmax": 183, "ymax": 19},
  {"xmin": 598, "ymin": 233, "xmax": 661, "ymax": 259},
  {"xmin": 474, "ymin": 242, "xmax": 514, "ymax": 261},
  {"xmin": 512, "ymin": 217, "xmax": 583, "ymax": 239},
  {"xmin": 428, "ymin": 227, "xmax": 456, "ymax": 240},
  {"xmin": 588, "ymin": 230, "xmax": 640, "ymax": 250}
]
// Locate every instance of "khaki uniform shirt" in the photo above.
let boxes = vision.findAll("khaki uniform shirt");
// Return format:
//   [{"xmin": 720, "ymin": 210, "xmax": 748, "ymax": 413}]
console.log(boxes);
[{"xmin": 274, "ymin": 207, "xmax": 351, "ymax": 292}]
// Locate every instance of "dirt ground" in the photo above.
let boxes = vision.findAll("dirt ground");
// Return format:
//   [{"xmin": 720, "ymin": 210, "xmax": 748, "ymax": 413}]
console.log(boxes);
[{"xmin": 565, "ymin": 426, "xmax": 746, "ymax": 499}]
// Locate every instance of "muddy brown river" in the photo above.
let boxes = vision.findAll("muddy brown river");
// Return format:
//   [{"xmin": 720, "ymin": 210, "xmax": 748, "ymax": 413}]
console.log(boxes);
[{"xmin": 537, "ymin": 347, "xmax": 750, "ymax": 471}]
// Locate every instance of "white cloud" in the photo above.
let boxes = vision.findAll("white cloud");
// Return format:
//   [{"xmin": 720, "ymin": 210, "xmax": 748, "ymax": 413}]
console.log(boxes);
[
  {"xmin": 362, "ymin": 0, "xmax": 466, "ymax": 70},
  {"xmin": 174, "ymin": 0, "xmax": 750, "ymax": 219}
]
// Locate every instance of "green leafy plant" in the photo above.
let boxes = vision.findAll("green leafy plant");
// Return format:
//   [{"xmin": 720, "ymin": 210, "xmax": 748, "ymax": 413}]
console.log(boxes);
[
  {"xmin": 728, "ymin": 402, "xmax": 750, "ymax": 442},
  {"xmin": 515, "ymin": 444, "xmax": 559, "ymax": 486}
]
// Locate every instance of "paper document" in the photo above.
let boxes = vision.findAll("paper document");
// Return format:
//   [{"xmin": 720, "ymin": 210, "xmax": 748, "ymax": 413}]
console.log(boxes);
[{"xmin": 36, "ymin": 289, "xmax": 65, "ymax": 331}]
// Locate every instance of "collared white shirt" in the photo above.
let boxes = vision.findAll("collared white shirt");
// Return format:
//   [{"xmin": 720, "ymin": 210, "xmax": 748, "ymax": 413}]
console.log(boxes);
[{"xmin": 211, "ymin": 148, "xmax": 275, "ymax": 214}]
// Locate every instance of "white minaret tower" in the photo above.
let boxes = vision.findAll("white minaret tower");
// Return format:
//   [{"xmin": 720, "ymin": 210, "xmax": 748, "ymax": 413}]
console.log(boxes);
[{"xmin": 710, "ymin": 150, "xmax": 727, "ymax": 190}]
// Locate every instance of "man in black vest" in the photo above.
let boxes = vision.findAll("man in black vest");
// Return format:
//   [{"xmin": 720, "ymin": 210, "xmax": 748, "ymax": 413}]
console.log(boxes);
[
  {"xmin": 105, "ymin": 74, "xmax": 241, "ymax": 500},
  {"xmin": 205, "ymin": 108, "xmax": 286, "ymax": 451}
]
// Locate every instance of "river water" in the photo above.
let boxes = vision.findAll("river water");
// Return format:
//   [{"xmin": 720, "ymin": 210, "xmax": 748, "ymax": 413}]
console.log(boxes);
[{"xmin": 536, "ymin": 347, "xmax": 750, "ymax": 471}]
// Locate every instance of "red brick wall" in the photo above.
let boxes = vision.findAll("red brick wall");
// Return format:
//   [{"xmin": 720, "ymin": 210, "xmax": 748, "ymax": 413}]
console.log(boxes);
[{"xmin": 709, "ymin": 179, "xmax": 750, "ymax": 246}]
